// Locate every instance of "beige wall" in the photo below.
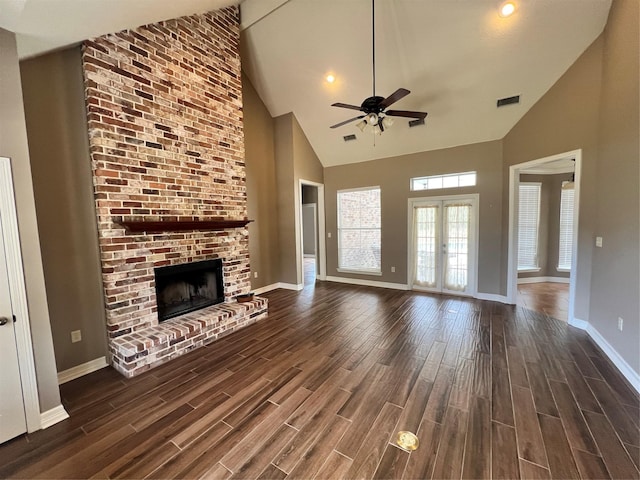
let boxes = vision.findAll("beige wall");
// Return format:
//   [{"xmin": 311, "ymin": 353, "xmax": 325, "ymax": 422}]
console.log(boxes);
[
  {"xmin": 503, "ymin": 34, "xmax": 604, "ymax": 322},
  {"xmin": 505, "ymin": 0, "xmax": 639, "ymax": 373},
  {"xmin": 0, "ymin": 29, "xmax": 60, "ymax": 411},
  {"xmin": 518, "ymin": 173, "xmax": 572, "ymax": 279},
  {"xmin": 243, "ymin": 73, "xmax": 281, "ymax": 290},
  {"xmin": 590, "ymin": 0, "xmax": 639, "ymax": 373},
  {"xmin": 20, "ymin": 48, "xmax": 108, "ymax": 372},
  {"xmin": 273, "ymin": 113, "xmax": 324, "ymax": 285},
  {"xmin": 324, "ymin": 140, "xmax": 503, "ymax": 293}
]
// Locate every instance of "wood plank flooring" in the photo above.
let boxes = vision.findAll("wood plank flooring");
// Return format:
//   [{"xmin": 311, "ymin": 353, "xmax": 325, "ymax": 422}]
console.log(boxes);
[
  {"xmin": 1, "ymin": 282, "xmax": 638, "ymax": 479},
  {"xmin": 517, "ymin": 282, "xmax": 569, "ymax": 322}
]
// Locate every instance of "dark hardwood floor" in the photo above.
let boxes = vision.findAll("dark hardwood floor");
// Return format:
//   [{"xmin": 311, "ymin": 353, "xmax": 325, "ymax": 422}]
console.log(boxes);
[
  {"xmin": 1, "ymin": 282, "xmax": 638, "ymax": 479},
  {"xmin": 518, "ymin": 282, "xmax": 570, "ymax": 322}
]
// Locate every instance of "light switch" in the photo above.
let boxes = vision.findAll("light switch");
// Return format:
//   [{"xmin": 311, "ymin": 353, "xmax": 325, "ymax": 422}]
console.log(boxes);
[
  {"xmin": 595, "ymin": 236, "xmax": 603, "ymax": 248},
  {"xmin": 328, "ymin": 232, "xmax": 332, "ymax": 238}
]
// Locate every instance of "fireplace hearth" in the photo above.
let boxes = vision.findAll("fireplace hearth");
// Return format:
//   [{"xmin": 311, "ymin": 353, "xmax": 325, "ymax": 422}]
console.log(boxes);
[{"xmin": 154, "ymin": 259, "xmax": 224, "ymax": 322}]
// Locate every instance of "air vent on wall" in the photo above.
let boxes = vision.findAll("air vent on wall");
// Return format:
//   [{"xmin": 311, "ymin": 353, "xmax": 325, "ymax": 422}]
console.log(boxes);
[
  {"xmin": 409, "ymin": 118, "xmax": 425, "ymax": 128},
  {"xmin": 497, "ymin": 95, "xmax": 520, "ymax": 107},
  {"xmin": 343, "ymin": 134, "xmax": 357, "ymax": 142}
]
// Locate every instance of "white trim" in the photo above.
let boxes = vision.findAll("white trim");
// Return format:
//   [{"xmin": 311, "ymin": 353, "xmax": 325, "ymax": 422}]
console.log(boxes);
[
  {"xmin": 252, "ymin": 283, "xmax": 280, "ymax": 295},
  {"xmin": 336, "ymin": 268, "xmax": 382, "ymax": 276},
  {"xmin": 476, "ymin": 292, "xmax": 510, "ymax": 303},
  {"xmin": 517, "ymin": 276, "xmax": 570, "ymax": 285},
  {"xmin": 303, "ymin": 254, "xmax": 315, "ymax": 258},
  {"xmin": 278, "ymin": 282, "xmax": 304, "ymax": 291},
  {"xmin": 0, "ymin": 158, "xmax": 41, "ymax": 432},
  {"xmin": 508, "ymin": 149, "xmax": 581, "ymax": 325},
  {"xmin": 57, "ymin": 356, "xmax": 108, "ymax": 384},
  {"xmin": 568, "ymin": 318, "xmax": 640, "ymax": 394},
  {"xmin": 40, "ymin": 404, "xmax": 69, "ymax": 429},
  {"xmin": 407, "ymin": 194, "xmax": 479, "ymax": 296},
  {"xmin": 326, "ymin": 275, "xmax": 410, "ymax": 291}
]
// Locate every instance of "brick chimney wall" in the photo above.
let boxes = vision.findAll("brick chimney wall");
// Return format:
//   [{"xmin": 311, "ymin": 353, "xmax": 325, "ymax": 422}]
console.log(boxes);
[{"xmin": 82, "ymin": 7, "xmax": 251, "ymax": 347}]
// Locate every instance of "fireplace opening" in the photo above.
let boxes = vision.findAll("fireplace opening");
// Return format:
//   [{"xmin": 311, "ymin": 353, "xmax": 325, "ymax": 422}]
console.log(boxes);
[{"xmin": 154, "ymin": 259, "xmax": 224, "ymax": 322}]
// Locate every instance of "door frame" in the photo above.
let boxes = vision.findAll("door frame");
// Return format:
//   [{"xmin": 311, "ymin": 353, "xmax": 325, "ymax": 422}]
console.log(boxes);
[
  {"xmin": 407, "ymin": 193, "xmax": 479, "ymax": 297},
  {"xmin": 0, "ymin": 157, "xmax": 41, "ymax": 431},
  {"xmin": 296, "ymin": 179, "xmax": 326, "ymax": 284},
  {"xmin": 507, "ymin": 149, "xmax": 581, "ymax": 323}
]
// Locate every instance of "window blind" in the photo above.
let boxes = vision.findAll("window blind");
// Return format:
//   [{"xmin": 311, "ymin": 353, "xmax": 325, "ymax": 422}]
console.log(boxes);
[
  {"xmin": 558, "ymin": 184, "xmax": 574, "ymax": 271},
  {"xmin": 518, "ymin": 183, "xmax": 541, "ymax": 270}
]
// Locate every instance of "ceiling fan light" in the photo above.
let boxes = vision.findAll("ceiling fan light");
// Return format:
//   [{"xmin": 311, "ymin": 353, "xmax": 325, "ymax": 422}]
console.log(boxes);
[
  {"xmin": 373, "ymin": 124, "xmax": 382, "ymax": 136},
  {"xmin": 366, "ymin": 113, "xmax": 378, "ymax": 125},
  {"xmin": 382, "ymin": 116, "xmax": 394, "ymax": 128},
  {"xmin": 356, "ymin": 120, "xmax": 368, "ymax": 132}
]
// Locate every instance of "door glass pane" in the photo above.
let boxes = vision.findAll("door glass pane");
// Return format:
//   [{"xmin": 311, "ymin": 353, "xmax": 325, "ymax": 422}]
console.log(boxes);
[
  {"xmin": 414, "ymin": 205, "xmax": 439, "ymax": 288},
  {"xmin": 444, "ymin": 204, "xmax": 470, "ymax": 291}
]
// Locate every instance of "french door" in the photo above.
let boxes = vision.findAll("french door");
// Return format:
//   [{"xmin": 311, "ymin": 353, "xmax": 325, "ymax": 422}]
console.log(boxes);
[{"xmin": 409, "ymin": 196, "xmax": 478, "ymax": 296}]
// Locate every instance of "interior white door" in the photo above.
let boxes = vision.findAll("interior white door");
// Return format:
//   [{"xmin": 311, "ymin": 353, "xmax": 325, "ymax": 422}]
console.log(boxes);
[
  {"xmin": 0, "ymin": 212, "xmax": 28, "ymax": 443},
  {"xmin": 411, "ymin": 197, "xmax": 477, "ymax": 296}
]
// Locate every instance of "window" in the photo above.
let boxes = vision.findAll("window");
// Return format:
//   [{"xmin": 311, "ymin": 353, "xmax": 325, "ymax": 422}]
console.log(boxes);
[
  {"xmin": 518, "ymin": 182, "xmax": 541, "ymax": 271},
  {"xmin": 411, "ymin": 171, "xmax": 476, "ymax": 191},
  {"xmin": 558, "ymin": 183, "xmax": 574, "ymax": 271},
  {"xmin": 337, "ymin": 187, "xmax": 381, "ymax": 274}
]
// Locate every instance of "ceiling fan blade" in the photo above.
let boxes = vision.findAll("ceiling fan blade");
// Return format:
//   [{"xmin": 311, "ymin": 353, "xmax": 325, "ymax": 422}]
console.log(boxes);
[
  {"xmin": 331, "ymin": 102, "xmax": 364, "ymax": 112},
  {"xmin": 378, "ymin": 88, "xmax": 410, "ymax": 109},
  {"xmin": 330, "ymin": 115, "xmax": 365, "ymax": 129},
  {"xmin": 385, "ymin": 110, "xmax": 428, "ymax": 119}
]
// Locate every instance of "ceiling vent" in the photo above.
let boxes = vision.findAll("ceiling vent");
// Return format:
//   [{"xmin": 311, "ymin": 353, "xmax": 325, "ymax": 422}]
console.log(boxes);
[
  {"xmin": 409, "ymin": 118, "xmax": 425, "ymax": 128},
  {"xmin": 497, "ymin": 95, "xmax": 520, "ymax": 107},
  {"xmin": 343, "ymin": 134, "xmax": 357, "ymax": 142}
]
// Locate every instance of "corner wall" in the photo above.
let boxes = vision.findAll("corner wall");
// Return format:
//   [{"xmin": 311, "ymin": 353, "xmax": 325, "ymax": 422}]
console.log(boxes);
[{"xmin": 0, "ymin": 29, "xmax": 60, "ymax": 411}]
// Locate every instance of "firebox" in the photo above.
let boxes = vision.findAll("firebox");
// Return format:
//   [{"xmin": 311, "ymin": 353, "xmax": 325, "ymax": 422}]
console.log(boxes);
[{"xmin": 154, "ymin": 259, "xmax": 224, "ymax": 322}]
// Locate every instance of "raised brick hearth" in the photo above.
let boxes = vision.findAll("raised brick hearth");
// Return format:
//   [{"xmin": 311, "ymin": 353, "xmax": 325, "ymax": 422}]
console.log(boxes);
[{"xmin": 82, "ymin": 7, "xmax": 266, "ymax": 376}]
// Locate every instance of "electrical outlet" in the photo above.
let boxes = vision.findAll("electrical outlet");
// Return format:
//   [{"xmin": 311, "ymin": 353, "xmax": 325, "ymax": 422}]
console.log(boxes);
[
  {"xmin": 617, "ymin": 317, "xmax": 624, "ymax": 331},
  {"xmin": 391, "ymin": 266, "xmax": 396, "ymax": 273},
  {"xmin": 596, "ymin": 236, "xmax": 603, "ymax": 247},
  {"xmin": 328, "ymin": 232, "xmax": 332, "ymax": 238},
  {"xmin": 254, "ymin": 272, "xmax": 258, "ymax": 279},
  {"xmin": 71, "ymin": 330, "xmax": 82, "ymax": 343}
]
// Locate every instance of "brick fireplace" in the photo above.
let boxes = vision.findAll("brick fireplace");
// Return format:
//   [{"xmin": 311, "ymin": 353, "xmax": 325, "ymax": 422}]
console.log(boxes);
[{"xmin": 82, "ymin": 7, "xmax": 267, "ymax": 377}]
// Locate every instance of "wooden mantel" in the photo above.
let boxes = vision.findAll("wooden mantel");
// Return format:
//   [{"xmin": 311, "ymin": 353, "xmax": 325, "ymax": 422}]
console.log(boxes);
[{"xmin": 115, "ymin": 219, "xmax": 253, "ymax": 234}]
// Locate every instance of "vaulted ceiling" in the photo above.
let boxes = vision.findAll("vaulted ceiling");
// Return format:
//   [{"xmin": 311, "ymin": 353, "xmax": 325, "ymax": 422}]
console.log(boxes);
[{"xmin": 0, "ymin": 0, "xmax": 611, "ymax": 167}]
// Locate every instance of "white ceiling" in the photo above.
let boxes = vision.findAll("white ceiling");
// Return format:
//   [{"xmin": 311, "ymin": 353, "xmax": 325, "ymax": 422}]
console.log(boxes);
[
  {"xmin": 241, "ymin": 0, "xmax": 611, "ymax": 167},
  {"xmin": 0, "ymin": 0, "xmax": 611, "ymax": 167}
]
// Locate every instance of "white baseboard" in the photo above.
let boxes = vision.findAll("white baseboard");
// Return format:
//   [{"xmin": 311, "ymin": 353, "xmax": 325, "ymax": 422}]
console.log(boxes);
[
  {"xmin": 40, "ymin": 404, "xmax": 69, "ymax": 429},
  {"xmin": 568, "ymin": 317, "xmax": 639, "ymax": 393},
  {"xmin": 517, "ymin": 276, "xmax": 570, "ymax": 284},
  {"xmin": 252, "ymin": 283, "xmax": 280, "ymax": 295},
  {"xmin": 57, "ymin": 356, "xmax": 108, "ymax": 385},
  {"xmin": 279, "ymin": 282, "xmax": 304, "ymax": 291},
  {"xmin": 476, "ymin": 292, "xmax": 510, "ymax": 304},
  {"xmin": 252, "ymin": 282, "xmax": 305, "ymax": 294},
  {"xmin": 325, "ymin": 276, "xmax": 410, "ymax": 291}
]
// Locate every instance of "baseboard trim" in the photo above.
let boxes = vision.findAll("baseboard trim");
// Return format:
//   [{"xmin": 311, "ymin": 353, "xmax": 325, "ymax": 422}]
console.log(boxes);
[
  {"xmin": 476, "ymin": 292, "xmax": 510, "ymax": 304},
  {"xmin": 40, "ymin": 404, "xmax": 69, "ymax": 430},
  {"xmin": 517, "ymin": 276, "xmax": 570, "ymax": 284},
  {"xmin": 568, "ymin": 317, "xmax": 639, "ymax": 393},
  {"xmin": 325, "ymin": 276, "xmax": 410, "ymax": 291},
  {"xmin": 252, "ymin": 283, "xmax": 280, "ymax": 295},
  {"xmin": 57, "ymin": 356, "xmax": 108, "ymax": 385},
  {"xmin": 279, "ymin": 282, "xmax": 304, "ymax": 291}
]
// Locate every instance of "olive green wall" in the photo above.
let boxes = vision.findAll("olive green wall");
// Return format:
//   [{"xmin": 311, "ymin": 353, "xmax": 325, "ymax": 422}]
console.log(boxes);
[
  {"xmin": 20, "ymin": 48, "xmax": 108, "ymax": 372},
  {"xmin": 518, "ymin": 173, "xmax": 572, "ymax": 280},
  {"xmin": 325, "ymin": 140, "xmax": 503, "ymax": 294},
  {"xmin": 0, "ymin": 28, "xmax": 61, "ymax": 411},
  {"xmin": 243, "ymin": 73, "xmax": 281, "ymax": 290}
]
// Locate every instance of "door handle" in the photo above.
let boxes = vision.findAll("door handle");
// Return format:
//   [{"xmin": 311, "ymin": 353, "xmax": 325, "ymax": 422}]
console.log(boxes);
[{"xmin": 0, "ymin": 317, "xmax": 9, "ymax": 326}]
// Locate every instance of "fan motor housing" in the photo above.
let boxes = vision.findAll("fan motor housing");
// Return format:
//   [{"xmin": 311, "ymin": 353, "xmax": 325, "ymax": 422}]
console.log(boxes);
[{"xmin": 361, "ymin": 96, "xmax": 385, "ymax": 113}]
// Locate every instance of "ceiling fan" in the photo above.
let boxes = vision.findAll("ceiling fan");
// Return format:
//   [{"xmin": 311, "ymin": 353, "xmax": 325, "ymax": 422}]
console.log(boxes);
[{"xmin": 330, "ymin": 0, "xmax": 428, "ymax": 133}]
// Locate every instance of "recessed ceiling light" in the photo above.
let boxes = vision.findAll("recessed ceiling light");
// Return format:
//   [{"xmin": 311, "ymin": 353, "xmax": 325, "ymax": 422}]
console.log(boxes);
[
  {"xmin": 499, "ymin": 1, "xmax": 516, "ymax": 17},
  {"xmin": 326, "ymin": 74, "xmax": 336, "ymax": 83}
]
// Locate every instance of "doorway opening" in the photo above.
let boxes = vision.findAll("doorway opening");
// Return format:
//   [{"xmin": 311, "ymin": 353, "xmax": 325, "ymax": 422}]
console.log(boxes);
[
  {"xmin": 508, "ymin": 150, "xmax": 581, "ymax": 323},
  {"xmin": 297, "ymin": 180, "xmax": 326, "ymax": 288}
]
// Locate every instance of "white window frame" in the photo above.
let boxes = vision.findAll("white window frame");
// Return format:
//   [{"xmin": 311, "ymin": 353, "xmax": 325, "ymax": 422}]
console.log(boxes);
[
  {"xmin": 337, "ymin": 186, "xmax": 382, "ymax": 275},
  {"xmin": 410, "ymin": 171, "xmax": 476, "ymax": 191},
  {"xmin": 517, "ymin": 182, "xmax": 541, "ymax": 272},
  {"xmin": 557, "ymin": 182, "xmax": 574, "ymax": 272}
]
